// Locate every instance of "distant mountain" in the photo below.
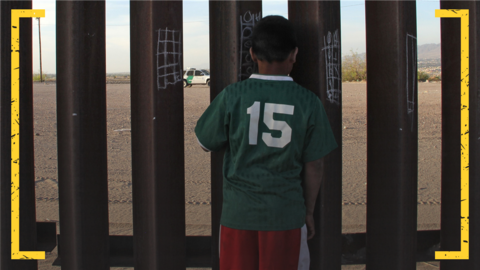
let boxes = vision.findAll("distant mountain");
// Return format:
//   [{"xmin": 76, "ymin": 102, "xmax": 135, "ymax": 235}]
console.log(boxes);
[
  {"xmin": 417, "ymin": 43, "xmax": 440, "ymax": 59},
  {"xmin": 107, "ymin": 72, "xmax": 130, "ymax": 76},
  {"xmin": 342, "ymin": 43, "xmax": 440, "ymax": 60}
]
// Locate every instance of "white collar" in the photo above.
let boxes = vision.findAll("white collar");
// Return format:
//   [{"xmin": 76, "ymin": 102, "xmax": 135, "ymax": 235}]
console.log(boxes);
[{"xmin": 249, "ymin": 74, "xmax": 294, "ymax": 81}]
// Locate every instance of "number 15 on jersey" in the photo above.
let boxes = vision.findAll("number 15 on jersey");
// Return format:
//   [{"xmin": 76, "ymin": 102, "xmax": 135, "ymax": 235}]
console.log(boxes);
[{"xmin": 247, "ymin": 101, "xmax": 295, "ymax": 148}]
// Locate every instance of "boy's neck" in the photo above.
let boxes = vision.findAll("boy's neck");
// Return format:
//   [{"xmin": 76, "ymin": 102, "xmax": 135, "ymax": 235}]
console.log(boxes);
[{"xmin": 257, "ymin": 62, "xmax": 292, "ymax": 76}]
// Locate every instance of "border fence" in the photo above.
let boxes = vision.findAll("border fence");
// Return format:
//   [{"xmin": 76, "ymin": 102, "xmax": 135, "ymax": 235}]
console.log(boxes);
[{"xmin": 0, "ymin": 0, "xmax": 479, "ymax": 269}]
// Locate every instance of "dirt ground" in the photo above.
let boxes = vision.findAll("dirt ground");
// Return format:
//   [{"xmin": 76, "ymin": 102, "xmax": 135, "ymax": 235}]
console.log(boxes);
[{"xmin": 33, "ymin": 82, "xmax": 442, "ymax": 269}]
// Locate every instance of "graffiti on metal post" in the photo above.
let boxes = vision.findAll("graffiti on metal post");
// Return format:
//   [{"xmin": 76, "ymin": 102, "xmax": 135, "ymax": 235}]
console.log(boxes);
[
  {"xmin": 406, "ymin": 34, "xmax": 417, "ymax": 114},
  {"xmin": 239, "ymin": 11, "xmax": 261, "ymax": 81},
  {"xmin": 406, "ymin": 33, "xmax": 417, "ymax": 131},
  {"xmin": 156, "ymin": 28, "xmax": 183, "ymax": 90},
  {"xmin": 322, "ymin": 30, "xmax": 341, "ymax": 105}
]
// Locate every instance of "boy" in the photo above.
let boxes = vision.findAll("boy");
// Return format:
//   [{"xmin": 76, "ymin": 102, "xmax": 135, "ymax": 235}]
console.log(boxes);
[{"xmin": 195, "ymin": 16, "xmax": 337, "ymax": 270}]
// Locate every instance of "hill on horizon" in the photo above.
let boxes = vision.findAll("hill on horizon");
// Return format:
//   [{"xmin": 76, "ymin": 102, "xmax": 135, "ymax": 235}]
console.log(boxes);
[
  {"xmin": 417, "ymin": 43, "xmax": 440, "ymax": 59},
  {"xmin": 343, "ymin": 43, "xmax": 440, "ymax": 60}
]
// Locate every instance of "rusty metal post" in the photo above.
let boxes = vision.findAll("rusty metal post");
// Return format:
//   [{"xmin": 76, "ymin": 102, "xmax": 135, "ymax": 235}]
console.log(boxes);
[
  {"xmin": 209, "ymin": 1, "xmax": 261, "ymax": 269},
  {"xmin": 130, "ymin": 1, "xmax": 185, "ymax": 269},
  {"xmin": 288, "ymin": 1, "xmax": 342, "ymax": 269},
  {"xmin": 1, "ymin": 9, "xmax": 4, "ymax": 268},
  {"xmin": 0, "ymin": 1, "xmax": 38, "ymax": 269},
  {"xmin": 365, "ymin": 1, "xmax": 418, "ymax": 269},
  {"xmin": 56, "ymin": 1, "xmax": 109, "ymax": 269},
  {"xmin": 471, "ymin": 3, "xmax": 480, "ymax": 268},
  {"xmin": 439, "ymin": 2, "xmax": 480, "ymax": 269}
]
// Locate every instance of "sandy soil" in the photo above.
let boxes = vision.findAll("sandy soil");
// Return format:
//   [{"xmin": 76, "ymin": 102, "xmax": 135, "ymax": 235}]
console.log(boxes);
[{"xmin": 33, "ymin": 82, "xmax": 442, "ymax": 269}]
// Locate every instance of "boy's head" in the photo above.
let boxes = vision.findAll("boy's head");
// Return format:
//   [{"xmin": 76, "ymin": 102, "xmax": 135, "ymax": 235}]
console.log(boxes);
[{"xmin": 251, "ymin": 15, "xmax": 297, "ymax": 63}]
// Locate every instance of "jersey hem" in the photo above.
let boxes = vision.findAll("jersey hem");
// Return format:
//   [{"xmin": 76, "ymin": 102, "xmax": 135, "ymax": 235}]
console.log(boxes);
[
  {"xmin": 220, "ymin": 221, "xmax": 306, "ymax": 231},
  {"xmin": 303, "ymin": 143, "xmax": 338, "ymax": 163}
]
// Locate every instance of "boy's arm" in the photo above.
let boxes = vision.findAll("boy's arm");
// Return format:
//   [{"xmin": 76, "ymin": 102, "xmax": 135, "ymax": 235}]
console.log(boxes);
[
  {"xmin": 303, "ymin": 157, "xmax": 324, "ymax": 240},
  {"xmin": 195, "ymin": 90, "xmax": 228, "ymax": 152}
]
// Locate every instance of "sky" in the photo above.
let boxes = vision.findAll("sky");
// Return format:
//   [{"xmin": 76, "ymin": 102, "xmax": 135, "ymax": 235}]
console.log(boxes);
[{"xmin": 31, "ymin": 0, "xmax": 441, "ymax": 74}]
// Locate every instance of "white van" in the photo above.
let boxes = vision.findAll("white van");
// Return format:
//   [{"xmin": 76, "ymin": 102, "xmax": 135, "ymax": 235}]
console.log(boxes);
[{"xmin": 183, "ymin": 68, "xmax": 210, "ymax": 87}]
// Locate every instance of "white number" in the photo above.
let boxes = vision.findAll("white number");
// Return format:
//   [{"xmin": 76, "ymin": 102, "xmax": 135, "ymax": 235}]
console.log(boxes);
[
  {"xmin": 262, "ymin": 103, "xmax": 294, "ymax": 148},
  {"xmin": 246, "ymin": 101, "xmax": 261, "ymax": 145},
  {"xmin": 247, "ymin": 101, "xmax": 294, "ymax": 148}
]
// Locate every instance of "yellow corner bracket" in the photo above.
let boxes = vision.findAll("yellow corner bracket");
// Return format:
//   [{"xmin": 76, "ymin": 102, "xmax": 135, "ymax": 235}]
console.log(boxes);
[
  {"xmin": 434, "ymin": 9, "xmax": 469, "ymax": 260},
  {"xmin": 11, "ymin": 9, "xmax": 45, "ymax": 260}
]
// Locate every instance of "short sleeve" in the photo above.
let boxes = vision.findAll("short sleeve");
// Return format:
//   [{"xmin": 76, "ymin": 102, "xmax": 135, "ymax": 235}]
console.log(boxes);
[
  {"xmin": 302, "ymin": 98, "xmax": 338, "ymax": 163},
  {"xmin": 195, "ymin": 90, "xmax": 229, "ymax": 152}
]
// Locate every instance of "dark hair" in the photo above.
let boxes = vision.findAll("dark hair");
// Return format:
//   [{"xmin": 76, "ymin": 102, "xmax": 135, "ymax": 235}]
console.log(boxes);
[{"xmin": 251, "ymin": 15, "xmax": 297, "ymax": 63}]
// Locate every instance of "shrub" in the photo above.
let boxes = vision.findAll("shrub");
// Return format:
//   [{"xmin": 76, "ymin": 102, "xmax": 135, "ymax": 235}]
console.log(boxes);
[
  {"xmin": 33, "ymin": 74, "xmax": 47, "ymax": 82},
  {"xmin": 417, "ymin": 71, "xmax": 430, "ymax": 82},
  {"xmin": 342, "ymin": 50, "xmax": 366, "ymax": 82},
  {"xmin": 428, "ymin": 75, "xmax": 441, "ymax": 82}
]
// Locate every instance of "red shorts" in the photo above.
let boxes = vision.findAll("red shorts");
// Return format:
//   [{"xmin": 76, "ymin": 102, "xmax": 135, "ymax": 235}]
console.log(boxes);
[{"xmin": 219, "ymin": 224, "xmax": 310, "ymax": 270}]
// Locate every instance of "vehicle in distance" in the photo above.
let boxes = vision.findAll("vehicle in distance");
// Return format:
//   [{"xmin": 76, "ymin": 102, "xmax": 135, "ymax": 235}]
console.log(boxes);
[{"xmin": 183, "ymin": 68, "xmax": 210, "ymax": 87}]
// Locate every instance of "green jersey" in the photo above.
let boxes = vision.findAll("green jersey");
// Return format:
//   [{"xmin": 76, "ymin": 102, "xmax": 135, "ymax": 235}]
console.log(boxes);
[{"xmin": 195, "ymin": 74, "xmax": 337, "ymax": 231}]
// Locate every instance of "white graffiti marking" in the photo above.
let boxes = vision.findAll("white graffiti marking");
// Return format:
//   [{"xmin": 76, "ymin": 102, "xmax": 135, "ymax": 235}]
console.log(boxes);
[
  {"xmin": 239, "ymin": 11, "xmax": 261, "ymax": 81},
  {"xmin": 156, "ymin": 28, "xmax": 182, "ymax": 90},
  {"xmin": 322, "ymin": 29, "xmax": 341, "ymax": 105}
]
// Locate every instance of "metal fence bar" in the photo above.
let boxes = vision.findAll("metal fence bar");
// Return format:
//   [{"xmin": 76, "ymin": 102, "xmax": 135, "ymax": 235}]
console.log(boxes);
[
  {"xmin": 0, "ymin": 1, "xmax": 38, "ymax": 269},
  {"xmin": 471, "ymin": 3, "xmax": 480, "ymax": 268},
  {"xmin": 130, "ymin": 1, "xmax": 185, "ymax": 269},
  {"xmin": 365, "ymin": 1, "xmax": 418, "ymax": 269},
  {"xmin": 17, "ymin": 3, "xmax": 38, "ymax": 266},
  {"xmin": 208, "ymin": 1, "xmax": 261, "ymax": 269},
  {"xmin": 438, "ymin": 3, "xmax": 461, "ymax": 263},
  {"xmin": 288, "ymin": 1, "xmax": 343, "ymax": 269},
  {"xmin": 1, "ymin": 4, "xmax": 8, "ymax": 239},
  {"xmin": 439, "ymin": 1, "xmax": 480, "ymax": 268},
  {"xmin": 56, "ymin": 1, "xmax": 109, "ymax": 269}
]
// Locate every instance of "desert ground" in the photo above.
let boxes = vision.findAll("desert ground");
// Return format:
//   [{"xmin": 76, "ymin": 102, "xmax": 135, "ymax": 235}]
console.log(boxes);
[{"xmin": 33, "ymin": 82, "xmax": 442, "ymax": 269}]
